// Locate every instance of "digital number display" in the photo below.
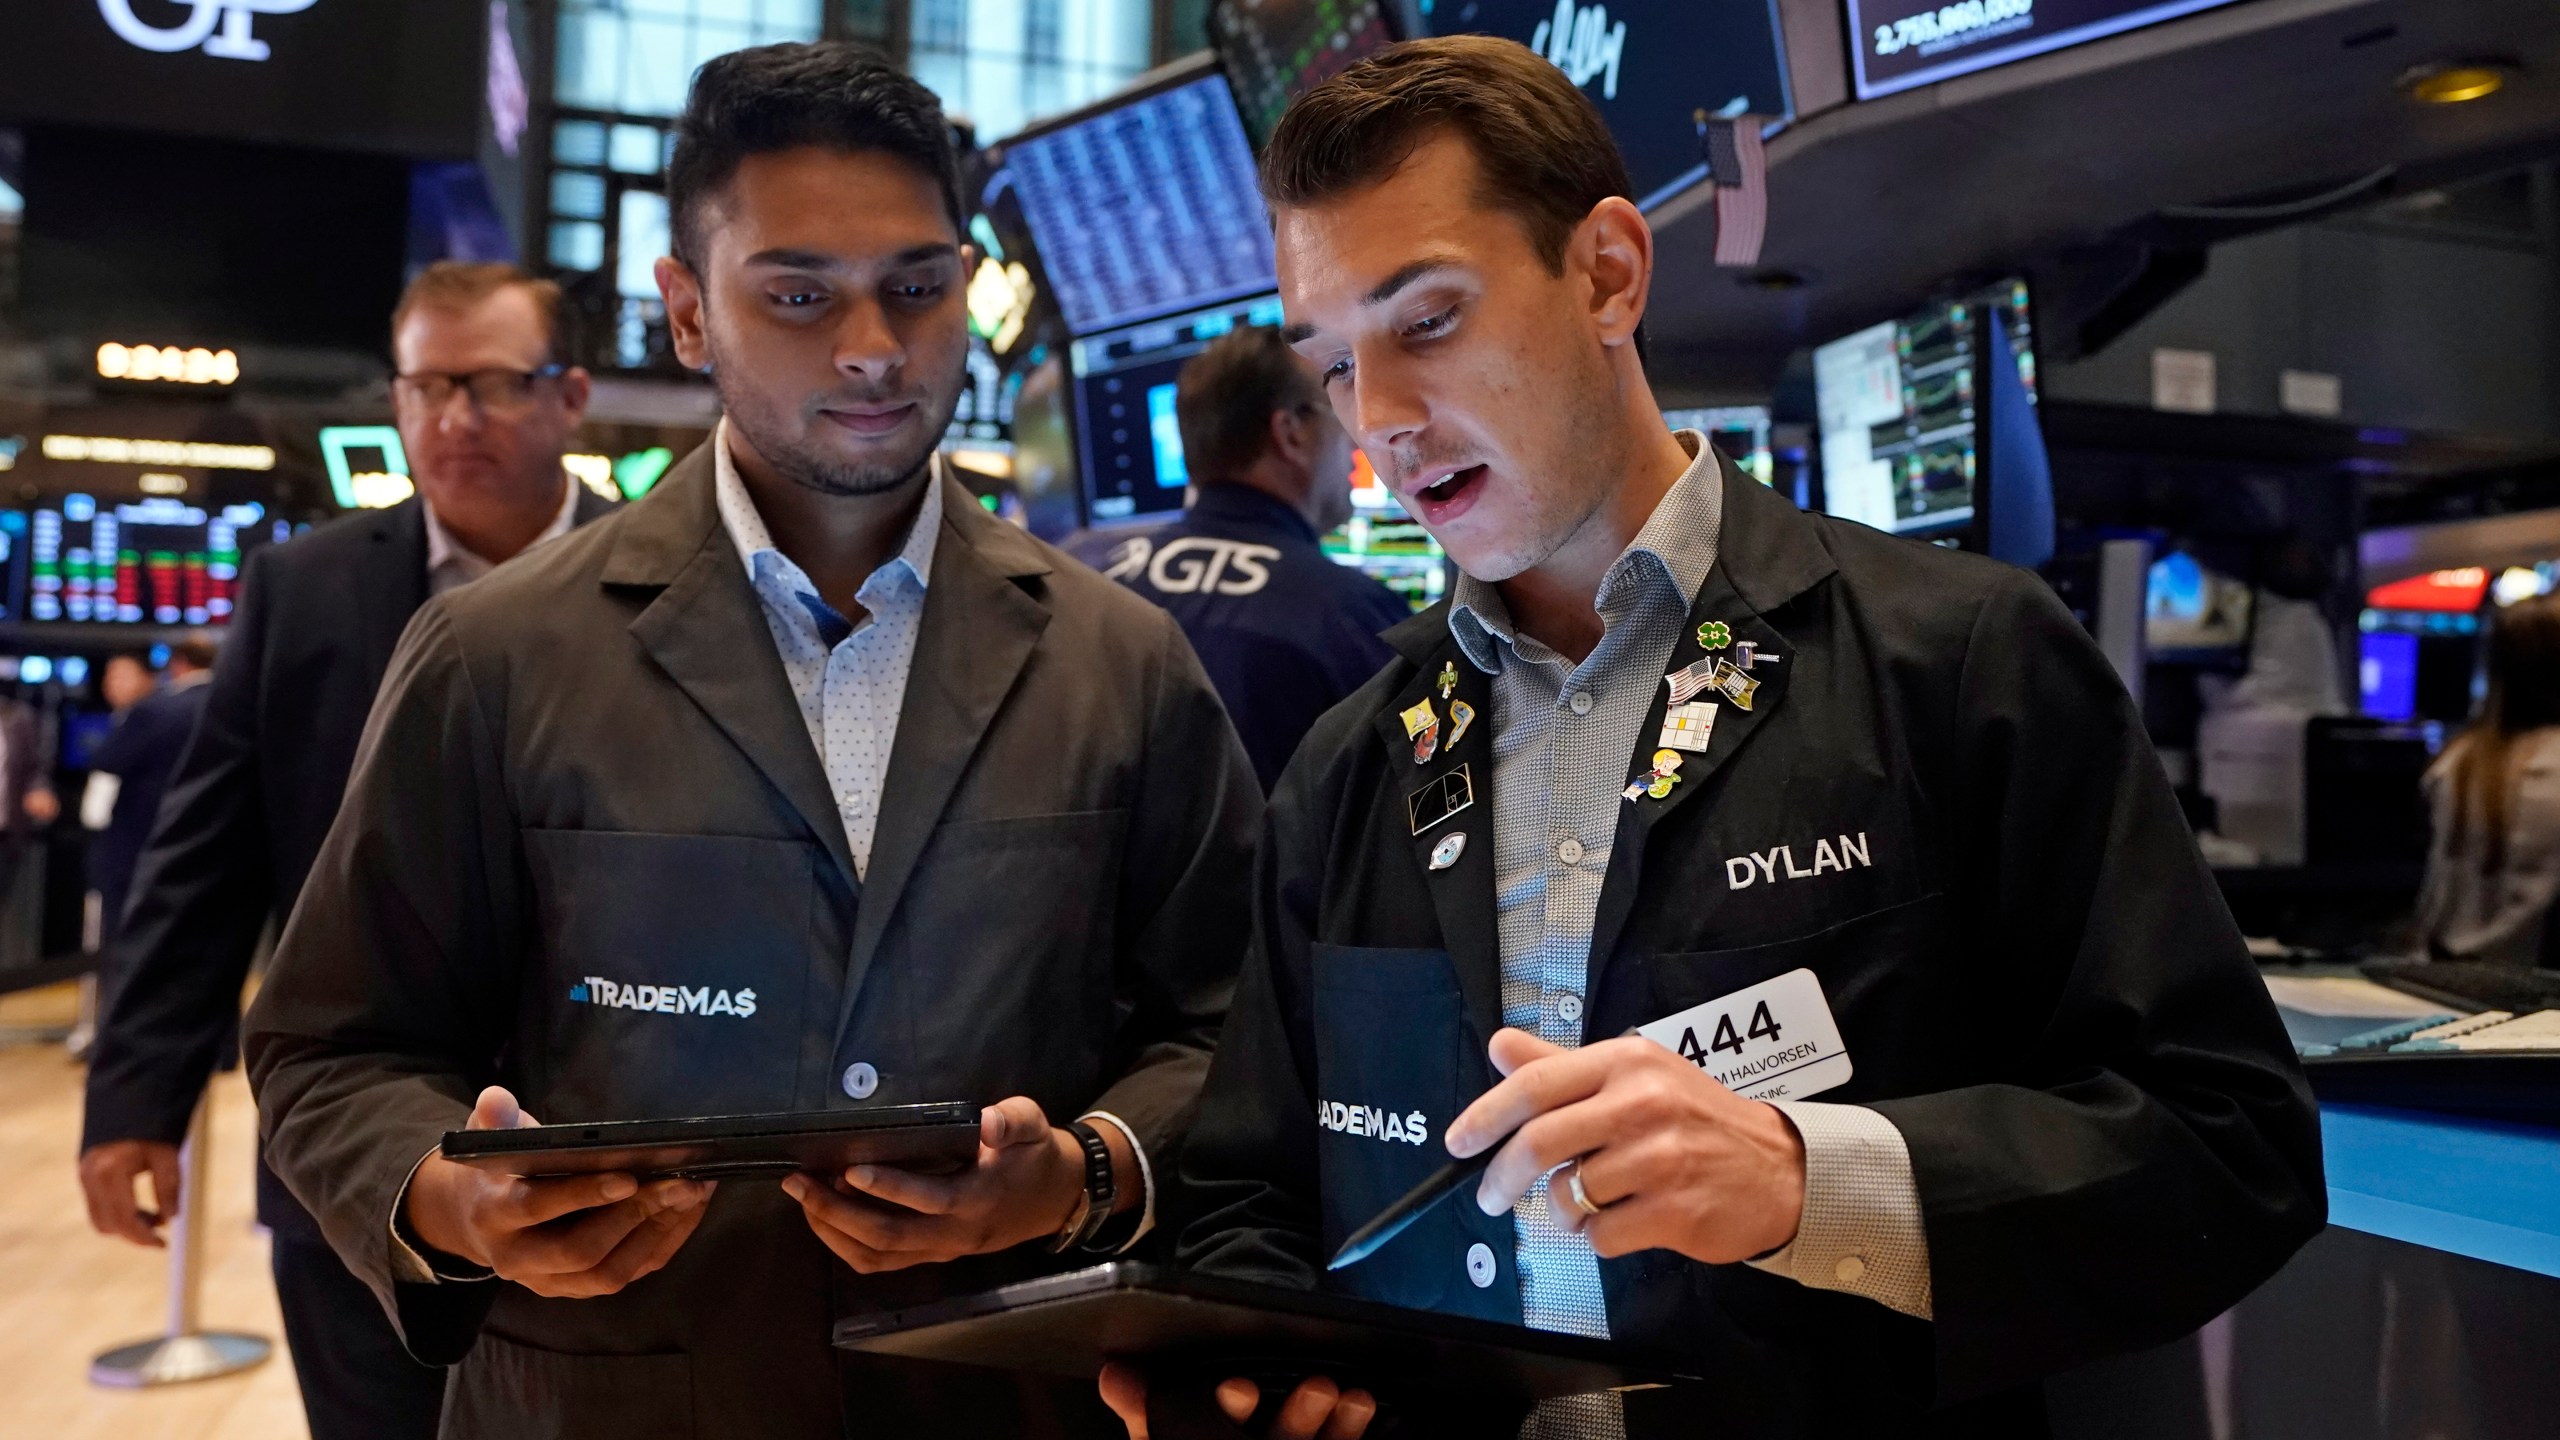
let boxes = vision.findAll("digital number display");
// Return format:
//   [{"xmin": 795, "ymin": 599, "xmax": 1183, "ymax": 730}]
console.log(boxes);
[{"xmin": 1847, "ymin": 0, "xmax": 2245, "ymax": 100}]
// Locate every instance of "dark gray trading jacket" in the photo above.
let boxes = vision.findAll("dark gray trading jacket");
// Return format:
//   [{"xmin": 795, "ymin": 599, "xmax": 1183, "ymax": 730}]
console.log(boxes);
[
  {"xmin": 243, "ymin": 446, "xmax": 1260, "ymax": 1439},
  {"xmin": 1177, "ymin": 454, "xmax": 2326, "ymax": 1437}
]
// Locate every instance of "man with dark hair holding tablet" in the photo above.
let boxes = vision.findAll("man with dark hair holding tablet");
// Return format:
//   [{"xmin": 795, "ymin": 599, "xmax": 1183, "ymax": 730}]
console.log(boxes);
[
  {"xmin": 1104, "ymin": 36, "xmax": 2322, "ymax": 1440},
  {"xmin": 245, "ymin": 42, "xmax": 1256, "ymax": 1438}
]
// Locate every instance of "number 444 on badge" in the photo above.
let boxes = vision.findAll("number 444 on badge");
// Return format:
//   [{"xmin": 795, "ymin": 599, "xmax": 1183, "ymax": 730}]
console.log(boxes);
[{"xmin": 1632, "ymin": 968, "xmax": 1851, "ymax": 1103}]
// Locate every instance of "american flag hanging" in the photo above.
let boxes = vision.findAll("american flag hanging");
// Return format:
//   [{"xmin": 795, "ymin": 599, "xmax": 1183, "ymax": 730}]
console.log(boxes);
[{"xmin": 1699, "ymin": 115, "xmax": 1768, "ymax": 269}]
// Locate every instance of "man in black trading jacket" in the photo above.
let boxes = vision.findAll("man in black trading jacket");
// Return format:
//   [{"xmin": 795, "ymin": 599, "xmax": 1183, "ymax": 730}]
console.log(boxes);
[
  {"xmin": 80, "ymin": 261, "xmax": 615, "ymax": 1440},
  {"xmin": 243, "ymin": 43, "xmax": 1256, "ymax": 1440},
  {"xmin": 1102, "ymin": 37, "xmax": 2325, "ymax": 1440},
  {"xmin": 1066, "ymin": 325, "xmax": 1408, "ymax": 792}
]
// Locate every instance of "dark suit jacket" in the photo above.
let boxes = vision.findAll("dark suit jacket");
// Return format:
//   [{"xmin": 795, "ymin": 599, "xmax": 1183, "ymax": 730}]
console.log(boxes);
[
  {"xmin": 242, "ymin": 447, "xmax": 1260, "ymax": 1439},
  {"xmin": 83, "ymin": 489, "xmax": 618, "ymax": 1241},
  {"xmin": 87, "ymin": 676, "xmax": 213, "ymax": 933}
]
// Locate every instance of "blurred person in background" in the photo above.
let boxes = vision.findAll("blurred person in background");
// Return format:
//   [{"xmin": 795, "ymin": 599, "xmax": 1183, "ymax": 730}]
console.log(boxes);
[
  {"xmin": 81, "ymin": 642, "xmax": 214, "ymax": 1016},
  {"xmin": 2417, "ymin": 593, "xmax": 2560, "ymax": 967},
  {"xmin": 78, "ymin": 261, "xmax": 613, "ymax": 1440},
  {"xmin": 1066, "ymin": 326, "xmax": 1407, "ymax": 792},
  {"xmin": 64, "ymin": 652, "xmax": 160, "ymax": 1058}
]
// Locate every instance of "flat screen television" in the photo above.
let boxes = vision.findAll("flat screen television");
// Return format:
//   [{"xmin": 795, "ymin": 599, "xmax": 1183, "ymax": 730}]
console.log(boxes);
[
  {"xmin": 996, "ymin": 56, "xmax": 1277, "ymax": 338},
  {"xmin": 1070, "ymin": 294, "xmax": 1288, "ymax": 527},
  {"xmin": 24, "ymin": 495, "xmax": 291, "ymax": 626},
  {"xmin": 1846, "ymin": 0, "xmax": 2249, "ymax": 101},
  {"xmin": 1209, "ymin": 0, "xmax": 1399, "ymax": 148},
  {"xmin": 1813, "ymin": 278, "xmax": 2040, "ymax": 549}
]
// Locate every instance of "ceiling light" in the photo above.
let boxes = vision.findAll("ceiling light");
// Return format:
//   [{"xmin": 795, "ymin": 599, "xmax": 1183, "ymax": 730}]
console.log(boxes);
[{"xmin": 2402, "ymin": 61, "xmax": 2514, "ymax": 105}]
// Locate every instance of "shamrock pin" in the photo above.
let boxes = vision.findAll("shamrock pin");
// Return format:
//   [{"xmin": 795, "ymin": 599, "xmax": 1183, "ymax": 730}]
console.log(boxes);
[{"xmin": 1696, "ymin": 620, "xmax": 1733, "ymax": 651}]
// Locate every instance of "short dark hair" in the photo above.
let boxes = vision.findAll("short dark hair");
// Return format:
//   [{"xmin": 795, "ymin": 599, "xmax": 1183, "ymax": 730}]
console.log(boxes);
[
  {"xmin": 168, "ymin": 637, "xmax": 219, "ymax": 671},
  {"xmin": 393, "ymin": 261, "xmax": 567, "ymax": 364},
  {"xmin": 1261, "ymin": 36, "xmax": 1635, "ymax": 274},
  {"xmin": 667, "ymin": 40, "xmax": 966, "ymax": 270},
  {"xmin": 1177, "ymin": 327, "xmax": 1326, "ymax": 484}
]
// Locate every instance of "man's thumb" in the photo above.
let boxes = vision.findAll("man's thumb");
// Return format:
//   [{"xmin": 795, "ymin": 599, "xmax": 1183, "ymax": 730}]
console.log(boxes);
[{"xmin": 469, "ymin": 1085, "xmax": 530, "ymax": 1130}]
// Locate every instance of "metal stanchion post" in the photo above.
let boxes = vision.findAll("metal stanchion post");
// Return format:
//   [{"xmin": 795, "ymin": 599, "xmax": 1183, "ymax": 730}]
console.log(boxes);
[{"xmin": 89, "ymin": 1095, "xmax": 273, "ymax": 1387}]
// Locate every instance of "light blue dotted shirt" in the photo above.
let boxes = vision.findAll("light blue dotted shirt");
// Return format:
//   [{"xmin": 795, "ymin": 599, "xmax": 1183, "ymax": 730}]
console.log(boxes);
[{"xmin": 712, "ymin": 425, "xmax": 939, "ymax": 880}]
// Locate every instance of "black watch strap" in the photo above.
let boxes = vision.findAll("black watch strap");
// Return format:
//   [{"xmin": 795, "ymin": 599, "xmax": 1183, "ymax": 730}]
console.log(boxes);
[{"xmin": 1056, "ymin": 1120, "xmax": 1116, "ymax": 1252}]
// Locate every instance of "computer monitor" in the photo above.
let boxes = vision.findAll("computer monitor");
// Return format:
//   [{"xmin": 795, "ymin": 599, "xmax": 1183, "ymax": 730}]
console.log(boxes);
[
  {"xmin": 998, "ymin": 56, "xmax": 1277, "ymax": 337},
  {"xmin": 2146, "ymin": 550, "xmax": 2254, "ymax": 667},
  {"xmin": 1661, "ymin": 407, "xmax": 1774, "ymax": 486},
  {"xmin": 1814, "ymin": 278, "xmax": 2038, "ymax": 545},
  {"xmin": 1210, "ymin": 0, "xmax": 1398, "ymax": 149},
  {"xmin": 2358, "ymin": 629, "xmax": 2420, "ymax": 723},
  {"xmin": 1070, "ymin": 294, "xmax": 1287, "ymax": 527},
  {"xmin": 25, "ymin": 494, "xmax": 289, "ymax": 625},
  {"xmin": 1324, "ymin": 450, "xmax": 1449, "ymax": 613},
  {"xmin": 1847, "ymin": 0, "xmax": 2247, "ymax": 101},
  {"xmin": 1413, "ymin": 0, "xmax": 1791, "ymax": 208}
]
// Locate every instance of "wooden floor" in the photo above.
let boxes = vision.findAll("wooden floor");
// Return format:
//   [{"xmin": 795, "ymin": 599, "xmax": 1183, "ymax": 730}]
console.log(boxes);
[{"xmin": 0, "ymin": 982, "xmax": 310, "ymax": 1440}]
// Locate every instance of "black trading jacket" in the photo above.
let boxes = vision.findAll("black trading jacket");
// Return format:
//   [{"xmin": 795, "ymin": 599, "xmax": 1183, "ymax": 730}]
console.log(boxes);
[{"xmin": 1177, "ymin": 455, "xmax": 2326, "ymax": 1437}]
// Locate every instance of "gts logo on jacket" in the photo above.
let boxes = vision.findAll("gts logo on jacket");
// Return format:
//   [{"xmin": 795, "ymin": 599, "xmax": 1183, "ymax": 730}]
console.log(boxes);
[
  {"xmin": 1317, "ymin": 1099, "xmax": 1431, "ymax": 1145},
  {"xmin": 569, "ymin": 977, "xmax": 758, "ymax": 1018},
  {"xmin": 1101, "ymin": 536, "xmax": 1281, "ymax": 596}
]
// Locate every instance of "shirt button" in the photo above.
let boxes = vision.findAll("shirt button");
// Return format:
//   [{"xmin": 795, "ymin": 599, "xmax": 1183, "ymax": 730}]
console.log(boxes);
[
  {"xmin": 1833, "ymin": 1254, "xmax": 1867, "ymax": 1284},
  {"xmin": 1465, "ymin": 1242, "xmax": 1498, "ymax": 1289},
  {"xmin": 1568, "ymin": 690, "xmax": 1595, "ymax": 716},
  {"xmin": 1557, "ymin": 993, "xmax": 1584, "ymax": 1024},
  {"xmin": 841, "ymin": 1062, "xmax": 879, "ymax": 1100},
  {"xmin": 1556, "ymin": 838, "xmax": 1584, "ymax": 865}
]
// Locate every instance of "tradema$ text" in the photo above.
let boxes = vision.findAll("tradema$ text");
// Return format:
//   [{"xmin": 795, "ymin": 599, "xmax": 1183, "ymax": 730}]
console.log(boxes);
[
  {"xmin": 570, "ymin": 976, "xmax": 758, "ymax": 1019},
  {"xmin": 1317, "ymin": 1100, "xmax": 1432, "ymax": 1145}
]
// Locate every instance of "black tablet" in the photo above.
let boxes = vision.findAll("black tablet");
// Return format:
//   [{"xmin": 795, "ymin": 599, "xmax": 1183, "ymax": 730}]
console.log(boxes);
[
  {"xmin": 440, "ymin": 1103, "xmax": 982, "ymax": 1180},
  {"xmin": 833, "ymin": 1262, "xmax": 1695, "ymax": 1409}
]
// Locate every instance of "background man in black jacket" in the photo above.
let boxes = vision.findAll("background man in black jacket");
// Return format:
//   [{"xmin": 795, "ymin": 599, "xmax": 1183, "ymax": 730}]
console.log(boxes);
[
  {"xmin": 77, "ymin": 261, "xmax": 613, "ymax": 1440},
  {"xmin": 83, "ymin": 638, "xmax": 215, "ymax": 1013}
]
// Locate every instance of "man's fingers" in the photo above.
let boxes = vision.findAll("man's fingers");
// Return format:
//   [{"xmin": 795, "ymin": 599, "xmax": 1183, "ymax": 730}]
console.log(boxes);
[
  {"xmin": 1487, "ymin": 1026, "xmax": 1565, "ymax": 1077},
  {"xmin": 1321, "ymin": 1389, "xmax": 1379, "ymax": 1440},
  {"xmin": 576, "ymin": 1193, "xmax": 714, "ymax": 1293},
  {"xmin": 784, "ymin": 1175, "xmax": 934, "ymax": 1266},
  {"xmin": 1475, "ymin": 1102, "xmax": 1607, "ymax": 1214},
  {"xmin": 79, "ymin": 1156, "xmax": 161, "ymax": 1246},
  {"xmin": 1097, "ymin": 1361, "xmax": 1150, "ymax": 1438},
  {"xmin": 1444, "ymin": 1046, "xmax": 1607, "ymax": 1159},
  {"xmin": 981, "ymin": 1095, "xmax": 1052, "ymax": 1149},
  {"xmin": 1276, "ymin": 1376, "xmax": 1342, "ymax": 1440},
  {"xmin": 467, "ymin": 1086, "xmax": 526, "ymax": 1131},
  {"xmin": 1215, "ymin": 1377, "xmax": 1260, "ymax": 1422},
  {"xmin": 492, "ymin": 1171, "xmax": 639, "ymax": 1229},
  {"xmin": 843, "ymin": 1163, "xmax": 959, "ymax": 1216},
  {"xmin": 496, "ymin": 1197, "xmax": 654, "ymax": 1276},
  {"xmin": 146, "ymin": 1146, "xmax": 184, "ymax": 1230}
]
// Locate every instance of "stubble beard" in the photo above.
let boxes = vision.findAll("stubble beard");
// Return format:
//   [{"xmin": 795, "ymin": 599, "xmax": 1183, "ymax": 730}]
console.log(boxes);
[{"xmin": 708, "ymin": 349, "xmax": 966, "ymax": 499}]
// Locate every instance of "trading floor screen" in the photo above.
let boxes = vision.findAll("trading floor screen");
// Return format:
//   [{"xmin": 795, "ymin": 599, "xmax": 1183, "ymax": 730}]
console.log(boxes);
[
  {"xmin": 1071, "ymin": 294, "xmax": 1287, "ymax": 526},
  {"xmin": 26, "ymin": 495, "xmax": 288, "ymax": 624},
  {"xmin": 1004, "ymin": 70, "xmax": 1277, "ymax": 336},
  {"xmin": 1814, "ymin": 280, "xmax": 2036, "ymax": 539}
]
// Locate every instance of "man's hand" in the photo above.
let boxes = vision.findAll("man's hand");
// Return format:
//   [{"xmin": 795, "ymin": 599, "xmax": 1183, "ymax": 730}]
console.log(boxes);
[
  {"xmin": 782, "ymin": 1095, "xmax": 1099, "ymax": 1273},
  {"xmin": 23, "ymin": 786, "xmax": 60, "ymax": 826},
  {"xmin": 1445, "ymin": 1028, "xmax": 1806, "ymax": 1263},
  {"xmin": 403, "ymin": 1086, "xmax": 716, "ymax": 1298},
  {"xmin": 1098, "ymin": 1361, "xmax": 1376, "ymax": 1440},
  {"xmin": 79, "ymin": 1138, "xmax": 183, "ymax": 1247}
]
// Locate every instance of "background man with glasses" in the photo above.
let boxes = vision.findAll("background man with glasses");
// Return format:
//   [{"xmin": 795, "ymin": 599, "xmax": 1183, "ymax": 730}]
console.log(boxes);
[{"xmin": 77, "ymin": 261, "xmax": 618, "ymax": 1440}]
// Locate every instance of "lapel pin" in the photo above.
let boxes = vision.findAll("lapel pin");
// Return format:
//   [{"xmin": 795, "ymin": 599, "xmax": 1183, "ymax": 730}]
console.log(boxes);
[
  {"xmin": 1622, "ymin": 750, "xmax": 1684, "ymax": 804},
  {"xmin": 1696, "ymin": 620, "xmax": 1733, "ymax": 651},
  {"xmin": 1413, "ymin": 720, "xmax": 1442, "ymax": 765},
  {"xmin": 1408, "ymin": 763, "xmax": 1476, "ymax": 836},
  {"xmin": 1437, "ymin": 661, "xmax": 1458, "ymax": 701},
  {"xmin": 1400, "ymin": 697, "xmax": 1437, "ymax": 739},
  {"xmin": 1429, "ymin": 831, "xmax": 1467, "ymax": 870},
  {"xmin": 1709, "ymin": 659, "xmax": 1761, "ymax": 711},
  {"xmin": 1733, "ymin": 640, "xmax": 1782, "ymax": 671},
  {"xmin": 1659, "ymin": 701, "xmax": 1718, "ymax": 753},
  {"xmin": 1446, "ymin": 699, "xmax": 1478, "ymax": 749},
  {"xmin": 1665, "ymin": 657, "xmax": 1719, "ymax": 707}
]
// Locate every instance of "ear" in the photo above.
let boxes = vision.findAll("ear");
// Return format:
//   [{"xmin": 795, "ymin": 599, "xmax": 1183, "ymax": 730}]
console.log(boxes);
[
  {"xmin": 1574, "ymin": 196, "xmax": 1654, "ymax": 352},
  {"xmin": 658, "ymin": 255, "xmax": 710, "ymax": 371},
  {"xmin": 557, "ymin": 366, "xmax": 594, "ymax": 427},
  {"xmin": 1267, "ymin": 406, "xmax": 1313, "ymax": 468}
]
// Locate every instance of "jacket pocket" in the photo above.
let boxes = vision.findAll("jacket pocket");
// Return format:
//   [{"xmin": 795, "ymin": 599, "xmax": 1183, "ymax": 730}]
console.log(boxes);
[
  {"xmin": 444, "ymin": 1333, "xmax": 693, "ymax": 1440},
  {"xmin": 1642, "ymin": 891, "xmax": 1956, "ymax": 1102},
  {"xmin": 524, "ymin": 829, "xmax": 832, "ymax": 1121}
]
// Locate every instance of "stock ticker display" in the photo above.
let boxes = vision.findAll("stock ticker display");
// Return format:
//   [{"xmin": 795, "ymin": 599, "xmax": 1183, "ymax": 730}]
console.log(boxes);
[
  {"xmin": 1815, "ymin": 280, "xmax": 2037, "ymax": 539},
  {"xmin": 1004, "ymin": 71, "xmax": 1278, "ymax": 336},
  {"xmin": 1210, "ymin": 0, "xmax": 1398, "ymax": 147},
  {"xmin": 24, "ymin": 495, "xmax": 291, "ymax": 625}
]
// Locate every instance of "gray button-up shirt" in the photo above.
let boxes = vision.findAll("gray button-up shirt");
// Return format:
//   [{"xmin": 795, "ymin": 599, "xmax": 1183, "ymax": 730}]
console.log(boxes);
[{"xmin": 1448, "ymin": 432, "xmax": 1929, "ymax": 1439}]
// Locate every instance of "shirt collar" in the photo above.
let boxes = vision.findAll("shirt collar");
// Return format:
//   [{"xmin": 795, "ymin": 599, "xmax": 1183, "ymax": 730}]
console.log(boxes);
[
  {"xmin": 1446, "ymin": 429, "xmax": 1723, "ymax": 674},
  {"xmin": 1188, "ymin": 481, "xmax": 1319, "ymax": 544},
  {"xmin": 422, "ymin": 471, "xmax": 580, "ymax": 578},
  {"xmin": 711, "ymin": 418, "xmax": 942, "ymax": 600}
]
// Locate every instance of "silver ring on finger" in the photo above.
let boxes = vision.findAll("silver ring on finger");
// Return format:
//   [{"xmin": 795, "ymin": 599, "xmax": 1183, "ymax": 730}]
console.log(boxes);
[{"xmin": 1565, "ymin": 1163, "xmax": 1604, "ymax": 1218}]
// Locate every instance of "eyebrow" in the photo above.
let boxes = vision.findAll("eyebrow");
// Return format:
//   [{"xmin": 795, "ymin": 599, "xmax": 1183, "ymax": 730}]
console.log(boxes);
[
  {"xmin": 741, "ymin": 241, "xmax": 961, "ymax": 271},
  {"xmin": 1280, "ymin": 256, "xmax": 1468, "ymax": 345}
]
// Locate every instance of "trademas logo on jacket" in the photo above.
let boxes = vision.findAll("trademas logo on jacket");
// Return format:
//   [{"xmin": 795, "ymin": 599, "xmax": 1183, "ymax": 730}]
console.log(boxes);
[
  {"xmin": 1318, "ymin": 1099, "xmax": 1430, "ymax": 1145},
  {"xmin": 569, "ymin": 977, "xmax": 758, "ymax": 1018}
]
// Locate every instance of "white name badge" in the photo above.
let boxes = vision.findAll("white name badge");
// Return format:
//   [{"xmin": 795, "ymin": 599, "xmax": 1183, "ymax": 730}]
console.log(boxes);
[{"xmin": 1634, "ymin": 967, "xmax": 1852, "ymax": 1102}]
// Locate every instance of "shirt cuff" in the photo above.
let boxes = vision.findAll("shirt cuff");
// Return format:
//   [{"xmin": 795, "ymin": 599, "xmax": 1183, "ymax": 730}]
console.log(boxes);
[
  {"xmin": 1745, "ymin": 1101, "xmax": 1932, "ymax": 1320},
  {"xmin": 1076, "ymin": 1110, "xmax": 1156, "ymax": 1252},
  {"xmin": 388, "ymin": 1145, "xmax": 497, "ymax": 1286}
]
